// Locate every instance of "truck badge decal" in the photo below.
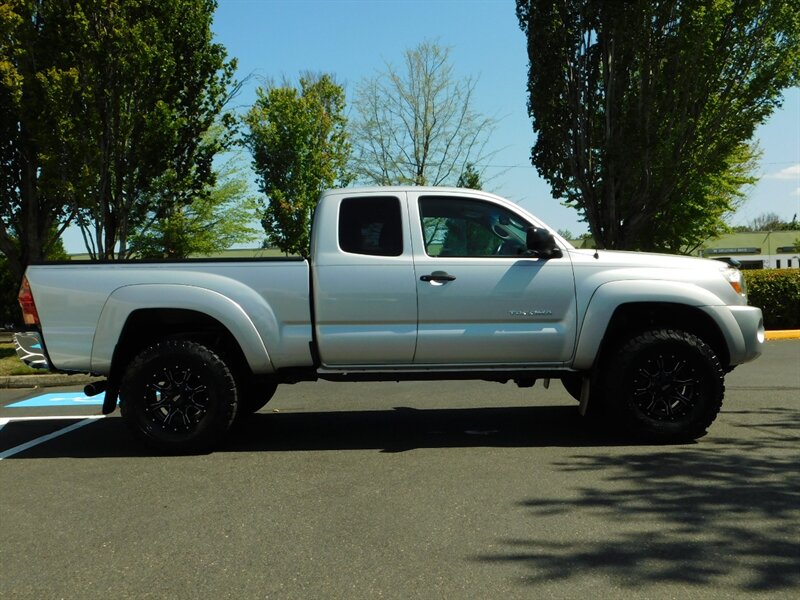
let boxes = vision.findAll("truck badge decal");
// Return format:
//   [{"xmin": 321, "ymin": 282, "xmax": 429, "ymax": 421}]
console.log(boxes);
[{"xmin": 509, "ymin": 309, "xmax": 553, "ymax": 317}]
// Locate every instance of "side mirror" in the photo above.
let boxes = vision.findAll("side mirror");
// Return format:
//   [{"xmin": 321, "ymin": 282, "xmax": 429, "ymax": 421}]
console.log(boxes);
[{"xmin": 526, "ymin": 227, "xmax": 563, "ymax": 259}]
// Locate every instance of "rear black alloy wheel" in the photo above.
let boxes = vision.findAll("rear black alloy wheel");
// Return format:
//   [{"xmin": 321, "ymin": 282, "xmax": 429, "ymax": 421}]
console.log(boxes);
[
  {"xmin": 604, "ymin": 329, "xmax": 725, "ymax": 442},
  {"xmin": 120, "ymin": 340, "xmax": 238, "ymax": 453}
]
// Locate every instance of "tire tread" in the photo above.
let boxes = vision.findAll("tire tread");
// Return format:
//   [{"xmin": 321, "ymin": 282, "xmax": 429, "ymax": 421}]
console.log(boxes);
[
  {"xmin": 119, "ymin": 339, "xmax": 238, "ymax": 453},
  {"xmin": 603, "ymin": 328, "xmax": 725, "ymax": 442}
]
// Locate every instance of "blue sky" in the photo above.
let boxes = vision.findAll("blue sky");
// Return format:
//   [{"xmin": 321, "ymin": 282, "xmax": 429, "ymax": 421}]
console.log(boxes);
[{"xmin": 60, "ymin": 0, "xmax": 800, "ymax": 249}]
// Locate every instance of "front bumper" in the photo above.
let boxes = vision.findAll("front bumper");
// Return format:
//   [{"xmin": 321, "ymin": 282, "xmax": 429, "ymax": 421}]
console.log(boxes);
[
  {"xmin": 701, "ymin": 305, "xmax": 764, "ymax": 366},
  {"xmin": 730, "ymin": 305, "xmax": 766, "ymax": 363},
  {"xmin": 14, "ymin": 331, "xmax": 52, "ymax": 370}
]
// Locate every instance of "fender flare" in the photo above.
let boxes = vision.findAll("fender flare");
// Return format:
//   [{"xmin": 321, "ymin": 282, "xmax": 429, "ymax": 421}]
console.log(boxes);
[
  {"xmin": 90, "ymin": 283, "xmax": 276, "ymax": 375},
  {"xmin": 573, "ymin": 280, "xmax": 728, "ymax": 370}
]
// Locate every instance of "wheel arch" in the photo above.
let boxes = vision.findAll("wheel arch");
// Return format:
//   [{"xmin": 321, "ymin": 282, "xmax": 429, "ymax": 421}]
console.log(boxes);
[
  {"xmin": 114, "ymin": 308, "xmax": 256, "ymax": 375},
  {"xmin": 606, "ymin": 302, "xmax": 727, "ymax": 364},
  {"xmin": 92, "ymin": 284, "xmax": 277, "ymax": 416},
  {"xmin": 91, "ymin": 284, "xmax": 275, "ymax": 376},
  {"xmin": 99, "ymin": 306, "xmax": 263, "ymax": 415},
  {"xmin": 575, "ymin": 300, "xmax": 731, "ymax": 371}
]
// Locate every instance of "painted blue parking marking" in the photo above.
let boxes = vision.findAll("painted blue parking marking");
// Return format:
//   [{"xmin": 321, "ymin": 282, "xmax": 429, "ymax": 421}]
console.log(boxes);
[{"xmin": 8, "ymin": 392, "xmax": 103, "ymax": 408}]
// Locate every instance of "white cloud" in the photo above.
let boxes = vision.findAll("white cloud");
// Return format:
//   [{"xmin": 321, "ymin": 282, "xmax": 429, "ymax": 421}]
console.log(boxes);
[
  {"xmin": 793, "ymin": 187, "xmax": 800, "ymax": 197},
  {"xmin": 768, "ymin": 164, "xmax": 800, "ymax": 180}
]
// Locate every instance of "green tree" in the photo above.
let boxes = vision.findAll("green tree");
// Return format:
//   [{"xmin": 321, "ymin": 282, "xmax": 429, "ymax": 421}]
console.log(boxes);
[
  {"xmin": 351, "ymin": 41, "xmax": 496, "ymax": 187},
  {"xmin": 457, "ymin": 163, "xmax": 482, "ymax": 190},
  {"xmin": 1, "ymin": 1, "xmax": 235, "ymax": 272},
  {"xmin": 244, "ymin": 74, "xmax": 351, "ymax": 257},
  {"xmin": 517, "ymin": 0, "xmax": 800, "ymax": 253},
  {"xmin": 127, "ymin": 149, "xmax": 261, "ymax": 259},
  {"xmin": 663, "ymin": 142, "xmax": 760, "ymax": 253},
  {"xmin": 73, "ymin": 0, "xmax": 236, "ymax": 260},
  {"xmin": 0, "ymin": 0, "xmax": 90, "ymax": 283}
]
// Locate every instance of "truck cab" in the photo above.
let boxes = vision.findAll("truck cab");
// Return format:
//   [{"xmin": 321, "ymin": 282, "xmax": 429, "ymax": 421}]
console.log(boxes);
[{"xmin": 311, "ymin": 187, "xmax": 576, "ymax": 369}]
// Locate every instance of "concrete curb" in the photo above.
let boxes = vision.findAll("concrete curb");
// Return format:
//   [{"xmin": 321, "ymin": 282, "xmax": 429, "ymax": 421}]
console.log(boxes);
[
  {"xmin": 0, "ymin": 373, "xmax": 102, "ymax": 389},
  {"xmin": 765, "ymin": 330, "xmax": 800, "ymax": 340}
]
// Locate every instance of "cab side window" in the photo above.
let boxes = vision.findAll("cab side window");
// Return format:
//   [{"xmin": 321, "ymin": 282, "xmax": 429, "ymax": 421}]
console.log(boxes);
[
  {"xmin": 419, "ymin": 196, "xmax": 529, "ymax": 257},
  {"xmin": 339, "ymin": 196, "xmax": 403, "ymax": 257}
]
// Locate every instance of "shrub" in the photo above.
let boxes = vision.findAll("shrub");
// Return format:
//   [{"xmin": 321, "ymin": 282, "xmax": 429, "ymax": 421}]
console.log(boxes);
[
  {"xmin": 743, "ymin": 269, "xmax": 800, "ymax": 330},
  {"xmin": 0, "ymin": 256, "xmax": 20, "ymax": 329}
]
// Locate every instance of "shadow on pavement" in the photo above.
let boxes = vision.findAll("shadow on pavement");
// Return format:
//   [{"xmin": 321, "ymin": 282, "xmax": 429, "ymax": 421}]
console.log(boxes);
[
  {"xmin": 5, "ymin": 404, "xmax": 654, "ymax": 459},
  {"xmin": 6, "ymin": 402, "xmax": 798, "ymax": 595},
  {"xmin": 475, "ymin": 409, "xmax": 800, "ymax": 594}
]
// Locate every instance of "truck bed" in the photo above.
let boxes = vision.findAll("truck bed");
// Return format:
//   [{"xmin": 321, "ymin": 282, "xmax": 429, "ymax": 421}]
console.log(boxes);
[{"xmin": 25, "ymin": 258, "xmax": 313, "ymax": 373}]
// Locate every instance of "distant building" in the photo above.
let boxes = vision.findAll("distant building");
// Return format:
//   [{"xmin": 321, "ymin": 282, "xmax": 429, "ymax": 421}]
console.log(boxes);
[
  {"xmin": 568, "ymin": 230, "xmax": 800, "ymax": 270},
  {"xmin": 696, "ymin": 231, "xmax": 800, "ymax": 270}
]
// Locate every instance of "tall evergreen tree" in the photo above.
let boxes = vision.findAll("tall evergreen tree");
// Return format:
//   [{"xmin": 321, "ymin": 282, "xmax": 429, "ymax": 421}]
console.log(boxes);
[{"xmin": 517, "ymin": 0, "xmax": 800, "ymax": 252}]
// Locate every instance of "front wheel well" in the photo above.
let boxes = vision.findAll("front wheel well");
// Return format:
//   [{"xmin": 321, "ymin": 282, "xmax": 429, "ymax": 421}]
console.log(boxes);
[{"xmin": 597, "ymin": 302, "xmax": 730, "ymax": 369}]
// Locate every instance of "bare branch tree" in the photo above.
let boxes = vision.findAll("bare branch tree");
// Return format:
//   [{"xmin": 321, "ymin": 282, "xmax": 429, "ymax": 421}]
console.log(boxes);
[{"xmin": 351, "ymin": 41, "xmax": 496, "ymax": 187}]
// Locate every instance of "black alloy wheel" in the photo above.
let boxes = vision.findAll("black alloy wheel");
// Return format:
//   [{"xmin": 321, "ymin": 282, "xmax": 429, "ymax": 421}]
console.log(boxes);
[
  {"xmin": 120, "ymin": 340, "xmax": 238, "ymax": 453},
  {"xmin": 142, "ymin": 362, "xmax": 211, "ymax": 432},
  {"xmin": 630, "ymin": 351, "xmax": 704, "ymax": 421},
  {"xmin": 604, "ymin": 329, "xmax": 725, "ymax": 442}
]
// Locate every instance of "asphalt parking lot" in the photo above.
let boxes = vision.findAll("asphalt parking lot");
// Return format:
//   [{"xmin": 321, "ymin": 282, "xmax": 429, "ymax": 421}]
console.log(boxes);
[{"xmin": 1, "ymin": 340, "xmax": 798, "ymax": 599}]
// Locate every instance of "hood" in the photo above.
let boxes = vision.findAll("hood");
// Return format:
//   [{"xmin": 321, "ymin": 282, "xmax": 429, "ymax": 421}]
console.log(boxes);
[{"xmin": 567, "ymin": 248, "xmax": 723, "ymax": 272}]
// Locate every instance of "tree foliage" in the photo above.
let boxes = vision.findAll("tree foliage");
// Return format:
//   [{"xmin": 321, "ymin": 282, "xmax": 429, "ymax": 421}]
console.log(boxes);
[
  {"xmin": 351, "ymin": 41, "xmax": 496, "ymax": 187},
  {"xmin": 517, "ymin": 0, "xmax": 800, "ymax": 253},
  {"xmin": 127, "ymin": 146, "xmax": 260, "ymax": 259},
  {"xmin": 733, "ymin": 211, "xmax": 799, "ymax": 232},
  {"xmin": 72, "ymin": 0, "xmax": 236, "ymax": 260},
  {"xmin": 0, "ymin": 0, "xmax": 235, "ymax": 276},
  {"xmin": 457, "ymin": 163, "xmax": 483, "ymax": 190},
  {"xmin": 0, "ymin": 0, "xmax": 89, "ymax": 282},
  {"xmin": 244, "ymin": 74, "xmax": 351, "ymax": 258}
]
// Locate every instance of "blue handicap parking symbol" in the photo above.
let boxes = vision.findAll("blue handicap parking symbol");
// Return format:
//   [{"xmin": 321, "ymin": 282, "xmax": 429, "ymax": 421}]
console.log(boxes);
[{"xmin": 8, "ymin": 392, "xmax": 104, "ymax": 408}]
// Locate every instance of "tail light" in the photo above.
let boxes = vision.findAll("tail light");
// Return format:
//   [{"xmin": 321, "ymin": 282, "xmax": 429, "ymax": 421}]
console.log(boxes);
[{"xmin": 18, "ymin": 276, "xmax": 40, "ymax": 326}]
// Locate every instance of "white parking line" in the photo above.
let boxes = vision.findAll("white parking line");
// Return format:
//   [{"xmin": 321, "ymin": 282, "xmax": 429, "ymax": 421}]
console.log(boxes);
[{"xmin": 0, "ymin": 415, "xmax": 105, "ymax": 460}]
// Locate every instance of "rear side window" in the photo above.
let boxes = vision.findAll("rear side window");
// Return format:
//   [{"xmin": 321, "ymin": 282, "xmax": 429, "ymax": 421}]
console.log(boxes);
[{"xmin": 338, "ymin": 196, "xmax": 403, "ymax": 256}]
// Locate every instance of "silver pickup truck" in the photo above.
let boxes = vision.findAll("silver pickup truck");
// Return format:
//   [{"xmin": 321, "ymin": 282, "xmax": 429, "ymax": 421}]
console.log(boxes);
[{"xmin": 15, "ymin": 186, "xmax": 764, "ymax": 452}]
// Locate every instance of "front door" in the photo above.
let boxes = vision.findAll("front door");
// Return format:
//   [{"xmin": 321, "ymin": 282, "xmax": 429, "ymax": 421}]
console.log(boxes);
[{"xmin": 411, "ymin": 193, "xmax": 577, "ymax": 366}]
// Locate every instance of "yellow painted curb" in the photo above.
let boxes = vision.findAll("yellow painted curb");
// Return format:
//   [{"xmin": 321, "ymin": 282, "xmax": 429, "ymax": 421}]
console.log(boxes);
[{"xmin": 765, "ymin": 330, "xmax": 800, "ymax": 340}]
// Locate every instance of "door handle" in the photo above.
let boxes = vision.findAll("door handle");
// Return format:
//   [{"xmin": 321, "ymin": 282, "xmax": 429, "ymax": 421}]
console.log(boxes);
[{"xmin": 420, "ymin": 271, "xmax": 456, "ymax": 283}]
